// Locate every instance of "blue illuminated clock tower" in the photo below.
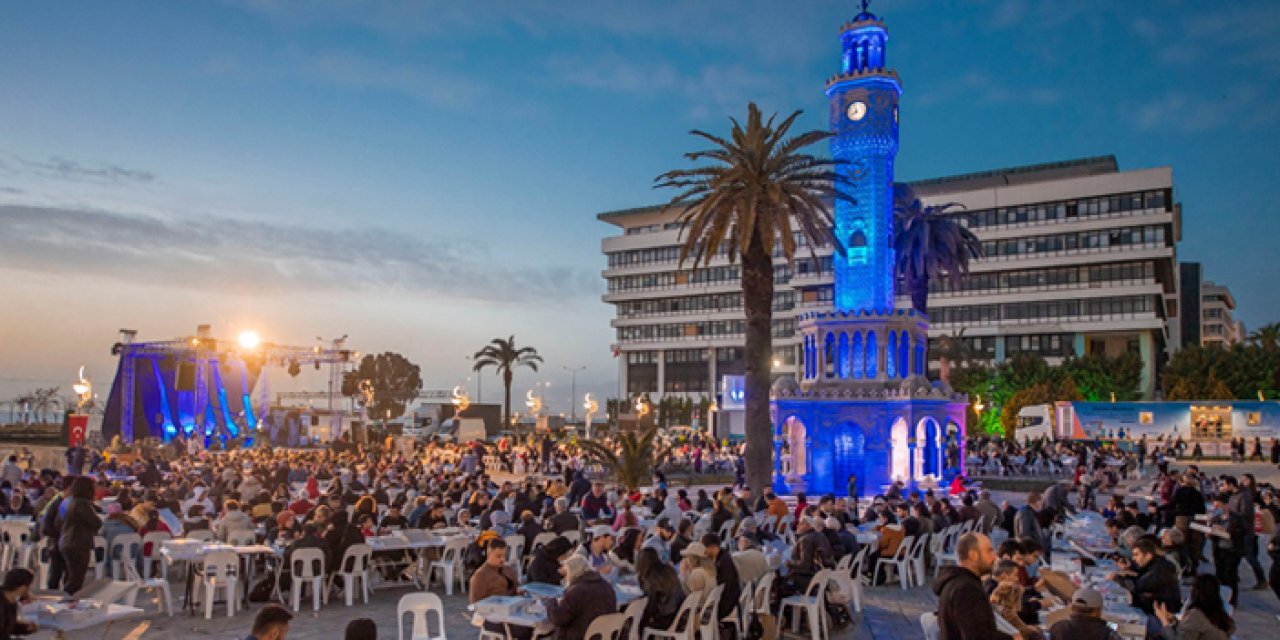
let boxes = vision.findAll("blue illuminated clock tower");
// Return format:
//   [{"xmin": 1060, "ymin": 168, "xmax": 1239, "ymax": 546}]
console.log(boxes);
[
  {"xmin": 827, "ymin": 2, "xmax": 901, "ymax": 313},
  {"xmin": 770, "ymin": 3, "xmax": 968, "ymax": 498}
]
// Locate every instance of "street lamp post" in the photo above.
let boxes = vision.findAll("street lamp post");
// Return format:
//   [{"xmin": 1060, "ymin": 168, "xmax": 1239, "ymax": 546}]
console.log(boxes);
[
  {"xmin": 464, "ymin": 356, "xmax": 482, "ymax": 402},
  {"xmin": 563, "ymin": 366, "xmax": 586, "ymax": 422}
]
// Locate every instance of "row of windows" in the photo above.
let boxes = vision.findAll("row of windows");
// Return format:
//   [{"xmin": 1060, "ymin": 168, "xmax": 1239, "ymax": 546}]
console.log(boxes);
[
  {"xmin": 930, "ymin": 295, "xmax": 1158, "ymax": 324},
  {"xmin": 617, "ymin": 291, "xmax": 796, "ymax": 318},
  {"xmin": 925, "ymin": 333, "xmax": 1073, "ymax": 358},
  {"xmin": 618, "ymin": 320, "xmax": 747, "ymax": 341},
  {"xmin": 981, "ymin": 224, "xmax": 1167, "ymax": 258},
  {"xmin": 923, "ymin": 260, "xmax": 1158, "ymax": 295},
  {"xmin": 952, "ymin": 189, "xmax": 1169, "ymax": 230}
]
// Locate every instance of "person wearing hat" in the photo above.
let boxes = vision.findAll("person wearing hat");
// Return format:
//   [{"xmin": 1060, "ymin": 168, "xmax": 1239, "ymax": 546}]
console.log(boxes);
[
  {"xmin": 578, "ymin": 525, "xmax": 616, "ymax": 576},
  {"xmin": 1047, "ymin": 587, "xmax": 1121, "ymax": 640},
  {"xmin": 642, "ymin": 518, "xmax": 675, "ymax": 564},
  {"xmin": 678, "ymin": 541, "xmax": 716, "ymax": 601}
]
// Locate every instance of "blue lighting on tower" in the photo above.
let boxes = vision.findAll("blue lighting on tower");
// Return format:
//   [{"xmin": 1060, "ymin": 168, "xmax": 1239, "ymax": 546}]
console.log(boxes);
[{"xmin": 826, "ymin": 10, "xmax": 900, "ymax": 314}]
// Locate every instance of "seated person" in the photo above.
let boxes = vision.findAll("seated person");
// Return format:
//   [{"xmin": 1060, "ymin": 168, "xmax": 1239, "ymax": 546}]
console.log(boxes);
[
  {"xmin": 545, "ymin": 556, "xmax": 617, "ymax": 640},
  {"xmin": 1047, "ymin": 588, "xmax": 1121, "ymax": 640}
]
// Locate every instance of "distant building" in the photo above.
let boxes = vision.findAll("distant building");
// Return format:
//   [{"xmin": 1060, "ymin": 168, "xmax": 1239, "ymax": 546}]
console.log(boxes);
[
  {"xmin": 1200, "ymin": 280, "xmax": 1245, "ymax": 347},
  {"xmin": 601, "ymin": 155, "xmax": 1181, "ymax": 400}
]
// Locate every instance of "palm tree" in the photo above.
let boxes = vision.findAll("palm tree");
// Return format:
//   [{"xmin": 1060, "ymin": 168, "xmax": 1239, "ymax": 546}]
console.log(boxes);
[
  {"xmin": 577, "ymin": 428, "xmax": 670, "ymax": 493},
  {"xmin": 1249, "ymin": 323, "xmax": 1280, "ymax": 353},
  {"xmin": 471, "ymin": 336, "xmax": 543, "ymax": 433},
  {"xmin": 655, "ymin": 103, "xmax": 850, "ymax": 495},
  {"xmin": 892, "ymin": 183, "xmax": 983, "ymax": 315}
]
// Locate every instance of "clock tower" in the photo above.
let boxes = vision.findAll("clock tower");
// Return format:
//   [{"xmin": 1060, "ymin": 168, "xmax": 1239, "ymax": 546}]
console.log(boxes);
[{"xmin": 826, "ymin": 2, "xmax": 901, "ymax": 314}]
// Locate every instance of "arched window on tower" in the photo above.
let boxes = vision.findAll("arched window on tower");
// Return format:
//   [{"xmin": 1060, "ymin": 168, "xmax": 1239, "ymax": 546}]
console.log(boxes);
[
  {"xmin": 837, "ymin": 332, "xmax": 850, "ymax": 378},
  {"xmin": 865, "ymin": 330, "xmax": 878, "ymax": 378},
  {"xmin": 848, "ymin": 229, "xmax": 868, "ymax": 264},
  {"xmin": 824, "ymin": 332, "xmax": 836, "ymax": 378},
  {"xmin": 898, "ymin": 331, "xmax": 910, "ymax": 379},
  {"xmin": 886, "ymin": 331, "xmax": 897, "ymax": 378},
  {"xmin": 851, "ymin": 332, "xmax": 864, "ymax": 379}
]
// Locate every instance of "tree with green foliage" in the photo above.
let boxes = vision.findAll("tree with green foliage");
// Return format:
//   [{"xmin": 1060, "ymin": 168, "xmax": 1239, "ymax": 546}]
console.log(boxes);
[
  {"xmin": 892, "ymin": 184, "xmax": 983, "ymax": 315},
  {"xmin": 577, "ymin": 427, "xmax": 671, "ymax": 492},
  {"xmin": 341, "ymin": 353, "xmax": 423, "ymax": 421},
  {"xmin": 656, "ymin": 103, "xmax": 851, "ymax": 495},
  {"xmin": 1249, "ymin": 323, "xmax": 1280, "ymax": 353},
  {"xmin": 471, "ymin": 336, "xmax": 543, "ymax": 434}
]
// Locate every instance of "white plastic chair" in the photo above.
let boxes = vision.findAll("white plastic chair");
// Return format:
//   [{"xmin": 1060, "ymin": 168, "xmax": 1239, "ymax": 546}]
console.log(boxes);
[
  {"xmin": 874, "ymin": 534, "xmax": 914, "ymax": 589},
  {"xmin": 920, "ymin": 611, "xmax": 940, "ymax": 640},
  {"xmin": 330, "ymin": 543, "xmax": 373, "ymax": 606},
  {"xmin": 288, "ymin": 548, "xmax": 326, "ymax": 612},
  {"xmin": 108, "ymin": 533, "xmax": 142, "ymax": 580},
  {"xmin": 91, "ymin": 536, "xmax": 108, "ymax": 580},
  {"xmin": 227, "ymin": 530, "xmax": 256, "ymax": 546},
  {"xmin": 122, "ymin": 554, "xmax": 173, "ymax": 617},
  {"xmin": 641, "ymin": 592, "xmax": 699, "ymax": 640},
  {"xmin": 909, "ymin": 534, "xmax": 930, "ymax": 588},
  {"xmin": 196, "ymin": 549, "xmax": 239, "ymax": 619},
  {"xmin": 723, "ymin": 580, "xmax": 753, "ymax": 640},
  {"xmin": 777, "ymin": 569, "xmax": 830, "ymax": 640},
  {"xmin": 585, "ymin": 612, "xmax": 627, "ymax": 640},
  {"xmin": 752, "ymin": 572, "xmax": 775, "ymax": 613},
  {"xmin": 397, "ymin": 591, "xmax": 446, "ymax": 640},
  {"xmin": 185, "ymin": 529, "xmax": 216, "ymax": 542},
  {"xmin": 0, "ymin": 522, "xmax": 33, "ymax": 572},
  {"xmin": 621, "ymin": 595, "xmax": 649, "ymax": 640},
  {"xmin": 696, "ymin": 583, "xmax": 725, "ymax": 640},
  {"xmin": 426, "ymin": 537, "xmax": 467, "ymax": 595},
  {"xmin": 140, "ymin": 530, "xmax": 172, "ymax": 579},
  {"xmin": 847, "ymin": 544, "xmax": 870, "ymax": 612}
]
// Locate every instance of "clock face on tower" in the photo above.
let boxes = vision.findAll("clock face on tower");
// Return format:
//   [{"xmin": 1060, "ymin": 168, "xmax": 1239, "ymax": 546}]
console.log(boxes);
[{"xmin": 845, "ymin": 101, "xmax": 867, "ymax": 121}]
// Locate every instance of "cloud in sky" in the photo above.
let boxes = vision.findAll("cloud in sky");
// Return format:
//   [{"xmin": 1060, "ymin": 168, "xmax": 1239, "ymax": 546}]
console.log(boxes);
[
  {"xmin": 302, "ymin": 50, "xmax": 488, "ymax": 109},
  {"xmin": 2, "ymin": 154, "xmax": 155, "ymax": 185},
  {"xmin": 916, "ymin": 71, "xmax": 1062, "ymax": 109},
  {"xmin": 0, "ymin": 204, "xmax": 598, "ymax": 303}
]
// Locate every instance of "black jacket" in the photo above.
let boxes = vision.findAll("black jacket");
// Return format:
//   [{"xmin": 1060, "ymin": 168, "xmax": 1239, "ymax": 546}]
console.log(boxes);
[
  {"xmin": 712, "ymin": 550, "xmax": 741, "ymax": 621},
  {"xmin": 546, "ymin": 572, "xmax": 618, "ymax": 640},
  {"xmin": 932, "ymin": 566, "xmax": 1013, "ymax": 640},
  {"xmin": 528, "ymin": 547, "xmax": 566, "ymax": 585},
  {"xmin": 1119, "ymin": 555, "xmax": 1181, "ymax": 615},
  {"xmin": 1047, "ymin": 613, "xmax": 1120, "ymax": 640}
]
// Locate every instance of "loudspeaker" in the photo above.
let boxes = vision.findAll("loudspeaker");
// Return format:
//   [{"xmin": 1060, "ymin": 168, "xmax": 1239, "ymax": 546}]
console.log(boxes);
[{"xmin": 175, "ymin": 363, "xmax": 196, "ymax": 391}]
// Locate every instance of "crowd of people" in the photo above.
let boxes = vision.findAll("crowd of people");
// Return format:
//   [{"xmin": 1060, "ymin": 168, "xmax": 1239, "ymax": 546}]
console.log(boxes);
[{"xmin": 0, "ymin": 427, "xmax": 1275, "ymax": 640}]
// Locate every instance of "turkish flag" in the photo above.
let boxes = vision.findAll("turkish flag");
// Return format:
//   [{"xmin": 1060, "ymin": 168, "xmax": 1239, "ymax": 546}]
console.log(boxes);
[{"xmin": 68, "ymin": 414, "xmax": 89, "ymax": 448}]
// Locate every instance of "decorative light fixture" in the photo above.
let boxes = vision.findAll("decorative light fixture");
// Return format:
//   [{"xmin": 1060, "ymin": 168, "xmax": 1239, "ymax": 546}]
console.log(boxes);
[{"xmin": 973, "ymin": 393, "xmax": 985, "ymax": 413}]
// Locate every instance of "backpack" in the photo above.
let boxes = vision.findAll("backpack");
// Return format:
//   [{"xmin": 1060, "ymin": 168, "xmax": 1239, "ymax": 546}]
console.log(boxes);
[{"xmin": 248, "ymin": 576, "xmax": 274, "ymax": 603}]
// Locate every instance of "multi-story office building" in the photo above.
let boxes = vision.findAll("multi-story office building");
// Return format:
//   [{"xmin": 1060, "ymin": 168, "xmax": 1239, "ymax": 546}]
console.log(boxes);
[
  {"xmin": 600, "ymin": 155, "xmax": 1181, "ymax": 400},
  {"xmin": 1200, "ymin": 280, "xmax": 1244, "ymax": 347}
]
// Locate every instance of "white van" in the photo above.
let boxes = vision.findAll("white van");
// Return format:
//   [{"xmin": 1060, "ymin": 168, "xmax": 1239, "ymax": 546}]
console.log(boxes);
[{"xmin": 1016, "ymin": 404, "xmax": 1055, "ymax": 440}]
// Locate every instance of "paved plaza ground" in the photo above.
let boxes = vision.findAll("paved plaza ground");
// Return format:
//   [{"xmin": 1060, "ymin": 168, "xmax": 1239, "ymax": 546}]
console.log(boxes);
[{"xmin": 60, "ymin": 459, "xmax": 1280, "ymax": 640}]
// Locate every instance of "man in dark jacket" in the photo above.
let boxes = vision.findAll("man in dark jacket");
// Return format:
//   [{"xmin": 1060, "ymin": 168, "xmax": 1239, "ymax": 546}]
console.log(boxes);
[
  {"xmin": 784, "ymin": 516, "xmax": 833, "ymax": 593},
  {"xmin": 1047, "ymin": 587, "xmax": 1120, "ymax": 640},
  {"xmin": 1111, "ymin": 539, "xmax": 1180, "ymax": 616},
  {"xmin": 701, "ymin": 534, "xmax": 741, "ymax": 622},
  {"xmin": 932, "ymin": 532, "xmax": 1013, "ymax": 640}
]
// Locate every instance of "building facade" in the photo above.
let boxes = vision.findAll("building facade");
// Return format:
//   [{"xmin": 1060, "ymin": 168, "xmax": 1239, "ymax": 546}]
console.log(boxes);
[
  {"xmin": 1200, "ymin": 280, "xmax": 1244, "ymax": 347},
  {"xmin": 601, "ymin": 154, "xmax": 1181, "ymax": 401}
]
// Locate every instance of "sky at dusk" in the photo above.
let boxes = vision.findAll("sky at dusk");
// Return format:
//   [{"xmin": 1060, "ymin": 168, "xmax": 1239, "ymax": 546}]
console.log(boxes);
[{"xmin": 2, "ymin": 0, "xmax": 1279, "ymax": 413}]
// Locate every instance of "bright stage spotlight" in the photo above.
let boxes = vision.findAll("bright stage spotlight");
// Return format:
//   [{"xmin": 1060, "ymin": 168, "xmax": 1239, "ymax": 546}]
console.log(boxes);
[{"xmin": 238, "ymin": 331, "xmax": 261, "ymax": 350}]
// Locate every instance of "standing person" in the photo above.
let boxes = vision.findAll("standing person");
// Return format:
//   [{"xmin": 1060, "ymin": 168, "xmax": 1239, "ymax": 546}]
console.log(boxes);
[
  {"xmin": 1015, "ymin": 492, "xmax": 1046, "ymax": 556},
  {"xmin": 1210, "ymin": 488, "xmax": 1246, "ymax": 606},
  {"xmin": 245, "ymin": 604, "xmax": 293, "ymax": 640},
  {"xmin": 0, "ymin": 568, "xmax": 38, "ymax": 639},
  {"xmin": 54, "ymin": 476, "xmax": 99, "ymax": 594},
  {"xmin": 932, "ymin": 532, "xmax": 1015, "ymax": 640},
  {"xmin": 1237, "ymin": 474, "xmax": 1267, "ymax": 590}
]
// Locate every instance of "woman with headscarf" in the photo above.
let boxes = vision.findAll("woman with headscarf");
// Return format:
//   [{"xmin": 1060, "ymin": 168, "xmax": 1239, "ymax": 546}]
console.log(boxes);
[{"xmin": 55, "ymin": 476, "xmax": 100, "ymax": 594}]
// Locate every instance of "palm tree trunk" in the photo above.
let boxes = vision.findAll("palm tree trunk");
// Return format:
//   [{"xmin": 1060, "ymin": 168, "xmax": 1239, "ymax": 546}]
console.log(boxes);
[
  {"xmin": 741, "ymin": 236, "xmax": 775, "ymax": 496},
  {"xmin": 910, "ymin": 274, "xmax": 930, "ymax": 315},
  {"xmin": 503, "ymin": 369, "xmax": 513, "ymax": 433}
]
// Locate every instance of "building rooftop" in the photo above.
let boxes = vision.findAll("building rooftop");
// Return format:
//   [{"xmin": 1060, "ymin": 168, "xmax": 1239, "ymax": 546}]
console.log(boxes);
[
  {"xmin": 908, "ymin": 155, "xmax": 1119, "ymax": 195},
  {"xmin": 597, "ymin": 155, "xmax": 1123, "ymax": 225}
]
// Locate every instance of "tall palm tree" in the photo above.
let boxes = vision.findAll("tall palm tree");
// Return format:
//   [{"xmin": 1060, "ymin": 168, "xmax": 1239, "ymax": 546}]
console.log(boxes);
[
  {"xmin": 655, "ymin": 103, "xmax": 850, "ymax": 495},
  {"xmin": 892, "ymin": 183, "xmax": 983, "ymax": 315},
  {"xmin": 1249, "ymin": 323, "xmax": 1280, "ymax": 353},
  {"xmin": 577, "ymin": 428, "xmax": 670, "ymax": 493},
  {"xmin": 472, "ymin": 336, "xmax": 543, "ymax": 433}
]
